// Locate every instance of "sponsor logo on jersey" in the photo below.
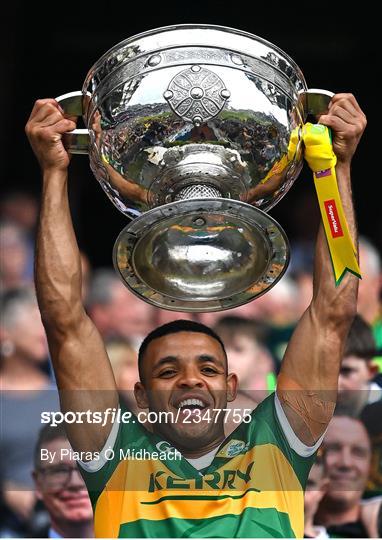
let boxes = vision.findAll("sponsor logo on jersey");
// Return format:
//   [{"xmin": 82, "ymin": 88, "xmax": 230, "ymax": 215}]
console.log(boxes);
[
  {"xmin": 217, "ymin": 439, "xmax": 249, "ymax": 458},
  {"xmin": 156, "ymin": 441, "xmax": 177, "ymax": 455},
  {"xmin": 148, "ymin": 461, "xmax": 254, "ymax": 492}
]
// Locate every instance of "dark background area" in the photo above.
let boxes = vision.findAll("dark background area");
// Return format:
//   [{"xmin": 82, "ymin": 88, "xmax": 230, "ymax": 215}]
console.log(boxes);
[{"xmin": 2, "ymin": 2, "xmax": 380, "ymax": 267}]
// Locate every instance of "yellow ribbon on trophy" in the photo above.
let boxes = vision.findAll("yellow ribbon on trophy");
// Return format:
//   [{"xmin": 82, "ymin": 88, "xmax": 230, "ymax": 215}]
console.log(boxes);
[{"xmin": 288, "ymin": 123, "xmax": 361, "ymax": 285}]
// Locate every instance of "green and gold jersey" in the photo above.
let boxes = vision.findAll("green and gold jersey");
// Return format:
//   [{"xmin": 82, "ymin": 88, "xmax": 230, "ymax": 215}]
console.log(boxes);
[{"xmin": 79, "ymin": 394, "xmax": 318, "ymax": 538}]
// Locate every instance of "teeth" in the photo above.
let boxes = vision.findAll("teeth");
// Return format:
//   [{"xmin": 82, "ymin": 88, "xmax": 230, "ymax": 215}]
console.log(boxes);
[{"xmin": 178, "ymin": 398, "xmax": 205, "ymax": 409}]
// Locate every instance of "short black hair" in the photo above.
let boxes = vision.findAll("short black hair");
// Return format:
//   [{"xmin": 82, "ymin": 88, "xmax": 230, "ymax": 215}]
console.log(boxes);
[
  {"xmin": 34, "ymin": 424, "xmax": 68, "ymax": 469},
  {"xmin": 138, "ymin": 320, "xmax": 227, "ymax": 382},
  {"xmin": 344, "ymin": 314, "xmax": 377, "ymax": 361}
]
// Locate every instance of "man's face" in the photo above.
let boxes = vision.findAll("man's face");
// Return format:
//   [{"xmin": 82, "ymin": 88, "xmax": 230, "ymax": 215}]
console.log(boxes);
[
  {"xmin": 338, "ymin": 356, "xmax": 376, "ymax": 411},
  {"xmin": 224, "ymin": 334, "xmax": 274, "ymax": 391},
  {"xmin": 135, "ymin": 332, "xmax": 237, "ymax": 451},
  {"xmin": 6, "ymin": 305, "xmax": 48, "ymax": 362},
  {"xmin": 225, "ymin": 334, "xmax": 259, "ymax": 385},
  {"xmin": 34, "ymin": 438, "xmax": 93, "ymax": 527},
  {"xmin": 323, "ymin": 416, "xmax": 371, "ymax": 508},
  {"xmin": 338, "ymin": 356, "xmax": 374, "ymax": 392},
  {"xmin": 109, "ymin": 283, "xmax": 156, "ymax": 339}
]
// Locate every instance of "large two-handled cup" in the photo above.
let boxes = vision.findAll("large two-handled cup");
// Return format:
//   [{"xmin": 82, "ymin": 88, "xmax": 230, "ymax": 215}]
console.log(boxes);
[{"xmin": 57, "ymin": 24, "xmax": 333, "ymax": 311}]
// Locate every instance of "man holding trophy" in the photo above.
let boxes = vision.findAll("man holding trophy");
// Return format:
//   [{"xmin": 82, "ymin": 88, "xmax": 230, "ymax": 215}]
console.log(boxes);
[{"xmin": 26, "ymin": 25, "xmax": 366, "ymax": 538}]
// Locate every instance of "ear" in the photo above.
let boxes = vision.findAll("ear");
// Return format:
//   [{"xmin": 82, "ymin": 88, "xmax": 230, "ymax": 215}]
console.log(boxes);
[
  {"xmin": 134, "ymin": 382, "xmax": 149, "ymax": 409},
  {"xmin": 368, "ymin": 362, "xmax": 380, "ymax": 379},
  {"xmin": 226, "ymin": 373, "xmax": 238, "ymax": 402}
]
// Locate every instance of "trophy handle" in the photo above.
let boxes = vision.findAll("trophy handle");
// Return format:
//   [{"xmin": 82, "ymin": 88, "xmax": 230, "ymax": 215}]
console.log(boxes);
[
  {"xmin": 55, "ymin": 91, "xmax": 90, "ymax": 155},
  {"xmin": 299, "ymin": 88, "xmax": 334, "ymax": 116}
]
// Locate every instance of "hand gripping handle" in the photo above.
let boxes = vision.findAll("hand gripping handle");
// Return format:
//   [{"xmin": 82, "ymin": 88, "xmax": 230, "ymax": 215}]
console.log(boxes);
[
  {"xmin": 299, "ymin": 88, "xmax": 335, "ymax": 116},
  {"xmin": 55, "ymin": 91, "xmax": 90, "ymax": 154}
]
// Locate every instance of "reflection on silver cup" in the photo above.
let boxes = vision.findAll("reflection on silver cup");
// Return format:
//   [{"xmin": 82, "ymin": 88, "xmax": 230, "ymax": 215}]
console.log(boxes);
[{"xmin": 57, "ymin": 24, "xmax": 333, "ymax": 311}]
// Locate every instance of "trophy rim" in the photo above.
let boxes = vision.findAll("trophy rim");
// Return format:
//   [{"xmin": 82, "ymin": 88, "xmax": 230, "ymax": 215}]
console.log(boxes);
[
  {"xmin": 112, "ymin": 198, "xmax": 290, "ymax": 312},
  {"xmin": 83, "ymin": 23, "xmax": 307, "ymax": 97}
]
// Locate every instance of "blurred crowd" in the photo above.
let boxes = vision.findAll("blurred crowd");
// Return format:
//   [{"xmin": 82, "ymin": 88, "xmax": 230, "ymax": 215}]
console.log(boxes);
[{"xmin": 0, "ymin": 189, "xmax": 381, "ymax": 538}]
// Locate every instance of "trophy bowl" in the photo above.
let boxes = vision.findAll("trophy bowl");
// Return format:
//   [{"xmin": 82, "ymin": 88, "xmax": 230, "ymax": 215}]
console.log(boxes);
[{"xmin": 58, "ymin": 24, "xmax": 332, "ymax": 311}]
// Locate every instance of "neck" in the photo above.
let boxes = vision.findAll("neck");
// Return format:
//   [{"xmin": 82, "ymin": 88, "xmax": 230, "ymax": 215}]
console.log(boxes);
[
  {"xmin": 1, "ymin": 354, "xmax": 48, "ymax": 390},
  {"xmin": 317, "ymin": 498, "xmax": 360, "ymax": 527},
  {"xmin": 163, "ymin": 433, "xmax": 224, "ymax": 459},
  {"xmin": 181, "ymin": 438, "xmax": 223, "ymax": 459},
  {"xmin": 51, "ymin": 519, "xmax": 93, "ymax": 538}
]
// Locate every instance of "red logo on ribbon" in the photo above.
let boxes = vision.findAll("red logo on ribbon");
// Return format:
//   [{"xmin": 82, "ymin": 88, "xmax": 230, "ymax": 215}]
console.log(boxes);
[{"xmin": 324, "ymin": 199, "xmax": 344, "ymax": 238}]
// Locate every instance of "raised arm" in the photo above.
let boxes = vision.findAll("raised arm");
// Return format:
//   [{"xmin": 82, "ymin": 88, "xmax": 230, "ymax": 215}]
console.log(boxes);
[
  {"xmin": 277, "ymin": 94, "xmax": 367, "ymax": 446},
  {"xmin": 26, "ymin": 99, "xmax": 118, "ymax": 453}
]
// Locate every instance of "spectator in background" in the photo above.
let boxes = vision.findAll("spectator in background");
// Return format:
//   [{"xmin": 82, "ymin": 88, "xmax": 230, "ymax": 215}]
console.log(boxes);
[
  {"xmin": 32, "ymin": 424, "xmax": 93, "ymax": 538},
  {"xmin": 213, "ymin": 316, "xmax": 276, "ymax": 400},
  {"xmin": 360, "ymin": 498, "xmax": 382, "ymax": 539},
  {"xmin": 80, "ymin": 251, "xmax": 91, "ymax": 302},
  {"xmin": 155, "ymin": 309, "xmax": 195, "ymax": 327},
  {"xmin": 337, "ymin": 314, "xmax": 381, "ymax": 417},
  {"xmin": 105, "ymin": 337, "xmax": 140, "ymax": 414},
  {"xmin": 304, "ymin": 454, "xmax": 329, "ymax": 539},
  {"xmin": 0, "ymin": 190, "xmax": 38, "ymax": 233},
  {"xmin": 289, "ymin": 239, "xmax": 315, "ymax": 321},
  {"xmin": 251, "ymin": 276, "xmax": 302, "ymax": 366},
  {"xmin": 0, "ymin": 190, "xmax": 38, "ymax": 281},
  {"xmin": 358, "ymin": 237, "xmax": 382, "ymax": 372},
  {"xmin": 0, "ymin": 288, "xmax": 59, "ymax": 535},
  {"xmin": 199, "ymin": 275, "xmax": 302, "ymax": 367},
  {"xmin": 197, "ymin": 290, "xmax": 267, "ymax": 328},
  {"xmin": 316, "ymin": 414, "xmax": 372, "ymax": 537},
  {"xmin": 85, "ymin": 269, "xmax": 156, "ymax": 349},
  {"xmin": 0, "ymin": 222, "xmax": 32, "ymax": 291},
  {"xmin": 213, "ymin": 316, "xmax": 275, "ymax": 435},
  {"xmin": 361, "ymin": 400, "xmax": 382, "ymax": 498}
]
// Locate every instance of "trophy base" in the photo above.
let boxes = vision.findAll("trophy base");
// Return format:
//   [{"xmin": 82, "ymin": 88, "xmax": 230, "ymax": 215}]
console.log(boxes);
[{"xmin": 113, "ymin": 199, "xmax": 289, "ymax": 312}]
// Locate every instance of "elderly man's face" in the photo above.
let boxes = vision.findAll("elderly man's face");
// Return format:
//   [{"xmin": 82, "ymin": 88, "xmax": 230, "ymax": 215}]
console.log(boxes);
[
  {"xmin": 323, "ymin": 416, "xmax": 371, "ymax": 508},
  {"xmin": 34, "ymin": 438, "xmax": 93, "ymax": 527}
]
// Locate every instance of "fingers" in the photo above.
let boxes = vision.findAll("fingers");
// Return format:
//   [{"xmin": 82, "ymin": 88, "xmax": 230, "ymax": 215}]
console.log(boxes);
[
  {"xmin": 316, "ymin": 93, "xmax": 367, "ymax": 164},
  {"xmin": 322, "ymin": 106, "xmax": 355, "ymax": 126},
  {"xmin": 29, "ymin": 98, "xmax": 61, "ymax": 115},
  {"xmin": 318, "ymin": 93, "xmax": 367, "ymax": 135},
  {"xmin": 48, "ymin": 118, "xmax": 77, "ymax": 134},
  {"xmin": 26, "ymin": 116, "xmax": 76, "ymax": 139},
  {"xmin": 26, "ymin": 99, "xmax": 77, "ymax": 140},
  {"xmin": 329, "ymin": 93, "xmax": 364, "ymax": 116},
  {"xmin": 28, "ymin": 99, "xmax": 77, "ymax": 126},
  {"xmin": 318, "ymin": 114, "xmax": 360, "ymax": 138}
]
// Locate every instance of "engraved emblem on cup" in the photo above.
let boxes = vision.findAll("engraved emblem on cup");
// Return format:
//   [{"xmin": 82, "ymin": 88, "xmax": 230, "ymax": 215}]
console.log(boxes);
[
  {"xmin": 164, "ymin": 65, "xmax": 230, "ymax": 126},
  {"xmin": 56, "ymin": 25, "xmax": 333, "ymax": 311}
]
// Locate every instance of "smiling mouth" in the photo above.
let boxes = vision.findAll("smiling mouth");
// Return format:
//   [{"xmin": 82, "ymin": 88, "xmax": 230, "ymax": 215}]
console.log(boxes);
[{"xmin": 175, "ymin": 398, "xmax": 209, "ymax": 412}]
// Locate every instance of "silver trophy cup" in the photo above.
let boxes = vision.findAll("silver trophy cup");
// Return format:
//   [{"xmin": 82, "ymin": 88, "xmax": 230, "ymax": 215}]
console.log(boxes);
[{"xmin": 57, "ymin": 24, "xmax": 332, "ymax": 312}]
